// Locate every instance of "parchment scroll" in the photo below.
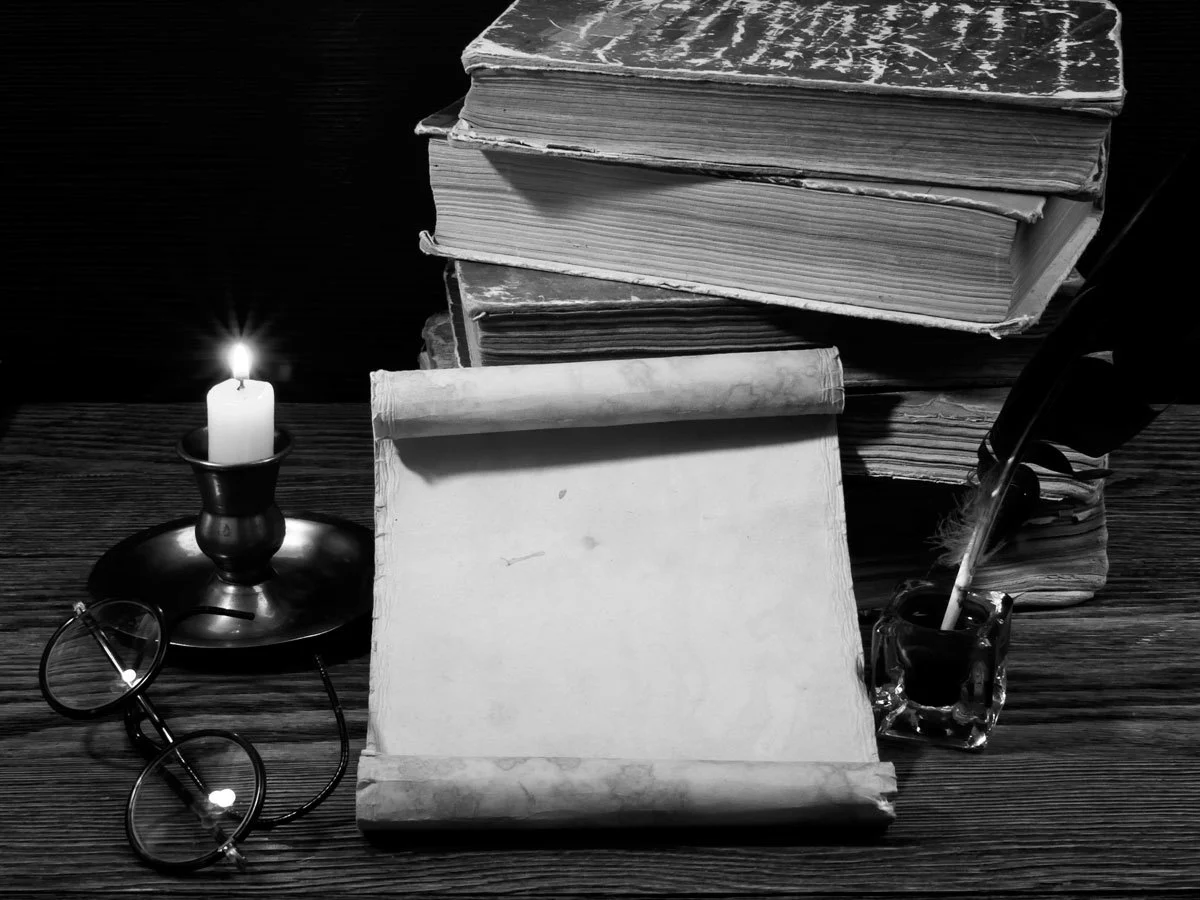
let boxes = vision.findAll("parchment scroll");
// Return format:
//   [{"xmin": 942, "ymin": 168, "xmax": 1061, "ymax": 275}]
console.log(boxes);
[
  {"xmin": 358, "ymin": 349, "xmax": 896, "ymax": 830},
  {"xmin": 372, "ymin": 348, "xmax": 845, "ymax": 438}
]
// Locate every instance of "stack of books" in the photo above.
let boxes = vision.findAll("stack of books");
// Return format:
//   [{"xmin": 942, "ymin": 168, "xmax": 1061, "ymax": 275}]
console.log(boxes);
[{"xmin": 413, "ymin": 0, "xmax": 1125, "ymax": 609}]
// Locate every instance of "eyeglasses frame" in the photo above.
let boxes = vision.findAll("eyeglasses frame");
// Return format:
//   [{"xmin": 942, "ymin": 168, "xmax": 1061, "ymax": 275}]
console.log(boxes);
[{"xmin": 38, "ymin": 597, "xmax": 348, "ymax": 872}]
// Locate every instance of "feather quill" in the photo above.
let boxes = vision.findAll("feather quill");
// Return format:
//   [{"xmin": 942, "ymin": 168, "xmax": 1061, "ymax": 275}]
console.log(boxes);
[{"xmin": 936, "ymin": 146, "xmax": 1197, "ymax": 630}]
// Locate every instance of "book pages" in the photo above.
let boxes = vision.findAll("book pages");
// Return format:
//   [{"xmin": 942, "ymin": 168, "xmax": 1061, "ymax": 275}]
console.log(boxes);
[{"xmin": 358, "ymin": 350, "xmax": 895, "ymax": 829}]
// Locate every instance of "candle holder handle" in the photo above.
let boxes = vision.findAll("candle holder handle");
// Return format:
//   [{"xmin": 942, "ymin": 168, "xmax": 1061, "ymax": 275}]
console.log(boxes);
[{"xmin": 177, "ymin": 427, "xmax": 292, "ymax": 586}]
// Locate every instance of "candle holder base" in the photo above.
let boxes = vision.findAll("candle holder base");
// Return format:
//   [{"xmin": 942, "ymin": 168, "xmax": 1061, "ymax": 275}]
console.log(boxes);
[{"xmin": 88, "ymin": 513, "xmax": 372, "ymax": 651}]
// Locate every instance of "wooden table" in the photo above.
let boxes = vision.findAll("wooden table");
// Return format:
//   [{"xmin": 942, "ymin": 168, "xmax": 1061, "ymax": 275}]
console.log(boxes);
[{"xmin": 3, "ymin": 401, "xmax": 1198, "ymax": 897}]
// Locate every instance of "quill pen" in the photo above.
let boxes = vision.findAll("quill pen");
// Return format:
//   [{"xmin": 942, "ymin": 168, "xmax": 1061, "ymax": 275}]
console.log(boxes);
[{"xmin": 937, "ymin": 146, "xmax": 1196, "ymax": 630}]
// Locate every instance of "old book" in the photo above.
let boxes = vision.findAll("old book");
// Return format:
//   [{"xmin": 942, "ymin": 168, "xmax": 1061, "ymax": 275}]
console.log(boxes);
[
  {"xmin": 840, "ymin": 387, "xmax": 1101, "ymax": 505},
  {"xmin": 845, "ymin": 478, "xmax": 1108, "ymax": 609},
  {"xmin": 419, "ymin": 112, "xmax": 1102, "ymax": 336},
  {"xmin": 448, "ymin": 260, "xmax": 1083, "ymax": 390},
  {"xmin": 458, "ymin": 0, "xmax": 1121, "ymax": 194},
  {"xmin": 358, "ymin": 350, "xmax": 896, "ymax": 829}
]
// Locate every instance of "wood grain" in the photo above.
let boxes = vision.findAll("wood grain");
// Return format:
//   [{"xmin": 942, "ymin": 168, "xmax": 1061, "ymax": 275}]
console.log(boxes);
[{"xmin": 2, "ymin": 400, "xmax": 1199, "ymax": 895}]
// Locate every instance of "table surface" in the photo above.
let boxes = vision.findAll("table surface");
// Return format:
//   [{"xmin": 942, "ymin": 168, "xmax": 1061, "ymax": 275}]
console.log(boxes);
[{"xmin": 2, "ymin": 400, "xmax": 1198, "ymax": 898}]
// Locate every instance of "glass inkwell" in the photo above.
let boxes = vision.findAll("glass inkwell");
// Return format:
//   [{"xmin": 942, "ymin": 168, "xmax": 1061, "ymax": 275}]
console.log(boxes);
[{"xmin": 870, "ymin": 579, "xmax": 1013, "ymax": 751}]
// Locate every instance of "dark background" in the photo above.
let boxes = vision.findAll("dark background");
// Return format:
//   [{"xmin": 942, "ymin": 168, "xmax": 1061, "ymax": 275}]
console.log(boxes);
[{"xmin": 3, "ymin": 1, "xmax": 1196, "ymax": 404}]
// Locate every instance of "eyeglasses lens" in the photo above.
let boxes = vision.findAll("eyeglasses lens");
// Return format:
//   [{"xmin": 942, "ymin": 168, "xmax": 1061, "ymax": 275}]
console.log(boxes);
[
  {"xmin": 128, "ymin": 733, "xmax": 263, "ymax": 869},
  {"xmin": 43, "ymin": 600, "xmax": 162, "ymax": 714}
]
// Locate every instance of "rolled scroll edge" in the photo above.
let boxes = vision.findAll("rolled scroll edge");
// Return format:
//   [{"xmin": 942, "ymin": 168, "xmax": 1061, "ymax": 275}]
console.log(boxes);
[
  {"xmin": 355, "ymin": 751, "xmax": 896, "ymax": 831},
  {"xmin": 371, "ymin": 348, "xmax": 844, "ymax": 440}
]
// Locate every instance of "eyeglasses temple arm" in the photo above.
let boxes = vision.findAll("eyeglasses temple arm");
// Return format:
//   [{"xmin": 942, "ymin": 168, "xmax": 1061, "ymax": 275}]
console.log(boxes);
[{"xmin": 255, "ymin": 653, "xmax": 349, "ymax": 829}]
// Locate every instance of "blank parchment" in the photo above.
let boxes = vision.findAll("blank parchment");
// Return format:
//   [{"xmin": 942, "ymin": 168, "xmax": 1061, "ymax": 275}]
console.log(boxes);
[{"xmin": 357, "ymin": 350, "xmax": 895, "ymax": 829}]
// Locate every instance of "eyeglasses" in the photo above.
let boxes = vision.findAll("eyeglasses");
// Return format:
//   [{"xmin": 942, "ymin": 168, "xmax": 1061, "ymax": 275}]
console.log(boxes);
[{"xmin": 38, "ymin": 598, "xmax": 349, "ymax": 872}]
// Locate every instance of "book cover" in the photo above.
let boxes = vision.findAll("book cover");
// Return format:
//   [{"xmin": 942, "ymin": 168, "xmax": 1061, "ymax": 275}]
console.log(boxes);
[{"xmin": 464, "ymin": 0, "xmax": 1124, "ymax": 110}]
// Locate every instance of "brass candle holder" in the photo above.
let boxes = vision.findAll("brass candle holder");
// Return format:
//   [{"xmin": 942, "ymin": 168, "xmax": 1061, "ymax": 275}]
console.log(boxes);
[
  {"xmin": 180, "ymin": 426, "xmax": 292, "ymax": 590},
  {"xmin": 89, "ymin": 427, "xmax": 372, "ymax": 652}
]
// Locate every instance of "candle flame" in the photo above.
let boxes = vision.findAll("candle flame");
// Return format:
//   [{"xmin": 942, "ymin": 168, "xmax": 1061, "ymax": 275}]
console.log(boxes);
[{"xmin": 228, "ymin": 343, "xmax": 252, "ymax": 381}]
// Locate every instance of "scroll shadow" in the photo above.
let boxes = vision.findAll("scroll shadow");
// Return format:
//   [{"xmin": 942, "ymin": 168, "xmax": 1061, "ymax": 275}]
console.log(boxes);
[
  {"xmin": 393, "ymin": 415, "xmax": 825, "ymax": 482},
  {"xmin": 836, "ymin": 391, "xmax": 905, "ymax": 478}
]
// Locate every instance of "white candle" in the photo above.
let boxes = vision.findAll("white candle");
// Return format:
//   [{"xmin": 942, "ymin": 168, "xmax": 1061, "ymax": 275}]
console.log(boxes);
[{"xmin": 206, "ymin": 343, "xmax": 275, "ymax": 464}]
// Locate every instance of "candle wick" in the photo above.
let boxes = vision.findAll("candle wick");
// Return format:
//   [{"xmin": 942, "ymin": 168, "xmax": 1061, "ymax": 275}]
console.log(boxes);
[{"xmin": 236, "ymin": 378, "xmax": 246, "ymax": 391}]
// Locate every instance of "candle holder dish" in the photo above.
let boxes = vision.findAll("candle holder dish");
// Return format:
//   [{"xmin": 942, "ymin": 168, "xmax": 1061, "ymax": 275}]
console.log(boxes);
[
  {"xmin": 869, "ymin": 579, "xmax": 1013, "ymax": 751},
  {"xmin": 88, "ymin": 427, "xmax": 372, "ymax": 652}
]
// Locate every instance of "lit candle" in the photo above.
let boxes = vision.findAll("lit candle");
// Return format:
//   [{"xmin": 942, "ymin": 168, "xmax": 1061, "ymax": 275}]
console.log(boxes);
[{"xmin": 206, "ymin": 343, "xmax": 275, "ymax": 464}]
